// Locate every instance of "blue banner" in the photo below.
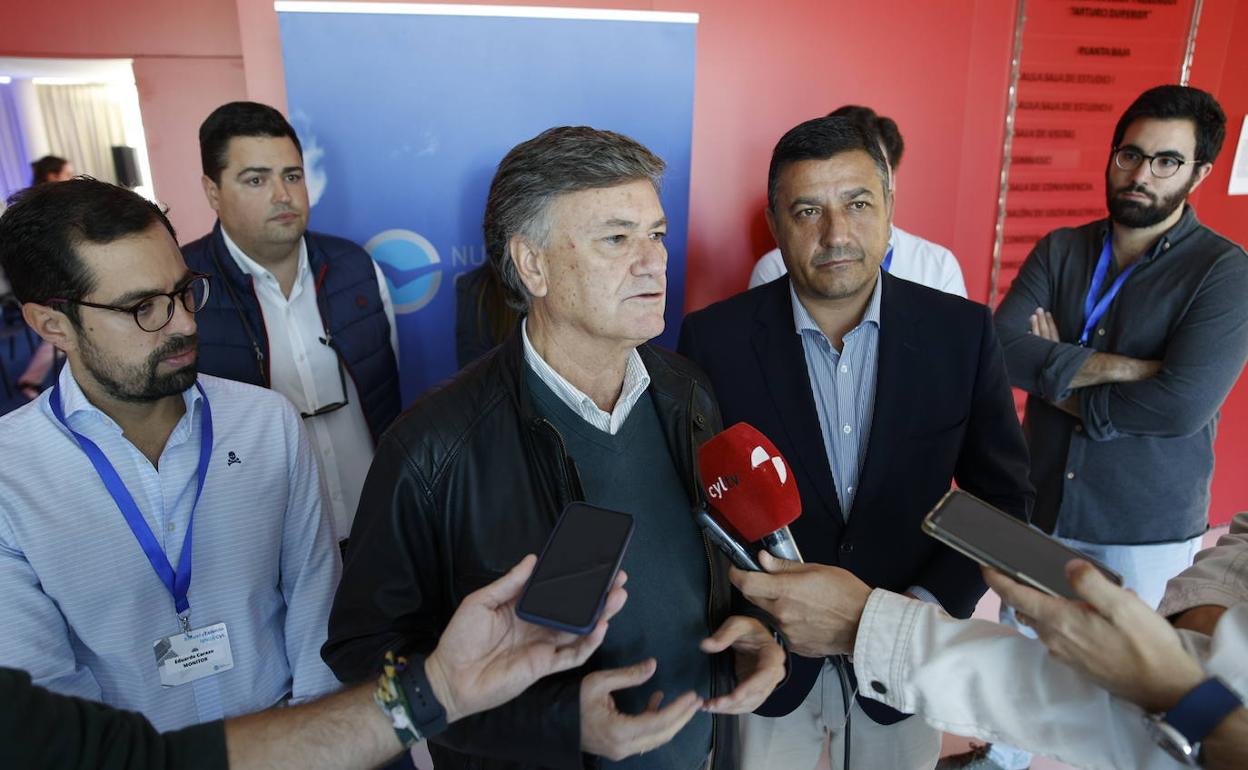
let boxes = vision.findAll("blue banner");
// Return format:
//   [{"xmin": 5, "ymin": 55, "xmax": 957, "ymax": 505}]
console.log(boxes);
[{"xmin": 277, "ymin": 7, "xmax": 698, "ymax": 402}]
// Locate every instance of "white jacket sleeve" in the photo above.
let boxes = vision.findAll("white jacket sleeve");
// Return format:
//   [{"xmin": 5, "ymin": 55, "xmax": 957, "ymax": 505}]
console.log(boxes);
[{"xmin": 852, "ymin": 589, "xmax": 1202, "ymax": 770}]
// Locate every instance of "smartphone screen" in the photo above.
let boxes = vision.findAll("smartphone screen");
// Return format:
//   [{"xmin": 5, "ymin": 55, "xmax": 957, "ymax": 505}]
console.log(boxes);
[
  {"xmin": 923, "ymin": 490, "xmax": 1123, "ymax": 599},
  {"xmin": 516, "ymin": 502, "xmax": 634, "ymax": 634}
]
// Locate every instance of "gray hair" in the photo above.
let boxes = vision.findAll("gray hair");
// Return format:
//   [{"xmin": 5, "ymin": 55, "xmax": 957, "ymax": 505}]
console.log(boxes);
[{"xmin": 482, "ymin": 126, "xmax": 666, "ymax": 310}]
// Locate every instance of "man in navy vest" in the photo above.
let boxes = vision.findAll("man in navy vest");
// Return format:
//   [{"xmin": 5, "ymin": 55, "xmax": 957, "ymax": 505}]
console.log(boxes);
[{"xmin": 182, "ymin": 102, "xmax": 401, "ymax": 551}]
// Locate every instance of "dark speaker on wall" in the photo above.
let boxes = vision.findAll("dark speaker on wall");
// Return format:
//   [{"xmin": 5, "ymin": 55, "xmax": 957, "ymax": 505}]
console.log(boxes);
[{"xmin": 111, "ymin": 146, "xmax": 141, "ymax": 189}]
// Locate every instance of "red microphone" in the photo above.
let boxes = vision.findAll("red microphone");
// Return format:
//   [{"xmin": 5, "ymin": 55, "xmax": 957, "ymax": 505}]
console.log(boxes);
[{"xmin": 698, "ymin": 422, "xmax": 803, "ymax": 563}]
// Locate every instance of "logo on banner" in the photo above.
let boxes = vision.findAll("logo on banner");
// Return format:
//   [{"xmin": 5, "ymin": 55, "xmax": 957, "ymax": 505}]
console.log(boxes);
[
  {"xmin": 289, "ymin": 111, "xmax": 328, "ymax": 207},
  {"xmin": 365, "ymin": 229, "xmax": 444, "ymax": 314}
]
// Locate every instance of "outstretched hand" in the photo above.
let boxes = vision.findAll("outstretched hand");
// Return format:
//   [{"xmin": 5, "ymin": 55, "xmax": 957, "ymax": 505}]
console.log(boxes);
[
  {"xmin": 700, "ymin": 615, "xmax": 786, "ymax": 713},
  {"xmin": 579, "ymin": 659, "xmax": 703, "ymax": 761},
  {"xmin": 427, "ymin": 555, "xmax": 628, "ymax": 723}
]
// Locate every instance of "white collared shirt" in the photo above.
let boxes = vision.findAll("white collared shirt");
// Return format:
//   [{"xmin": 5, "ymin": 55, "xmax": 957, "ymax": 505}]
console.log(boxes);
[
  {"xmin": 221, "ymin": 228, "xmax": 398, "ymax": 539},
  {"xmin": 521, "ymin": 318, "xmax": 650, "ymax": 435}
]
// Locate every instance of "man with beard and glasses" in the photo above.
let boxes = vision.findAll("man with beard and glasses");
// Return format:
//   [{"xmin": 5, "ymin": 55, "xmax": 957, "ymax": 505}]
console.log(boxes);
[
  {"xmin": 961, "ymin": 85, "xmax": 1248, "ymax": 770},
  {"xmin": 0, "ymin": 178, "xmax": 341, "ymax": 734},
  {"xmin": 679, "ymin": 116, "xmax": 1033, "ymax": 770}
]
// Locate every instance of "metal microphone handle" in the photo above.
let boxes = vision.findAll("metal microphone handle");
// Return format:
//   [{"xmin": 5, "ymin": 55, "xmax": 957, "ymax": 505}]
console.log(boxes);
[{"xmin": 761, "ymin": 527, "xmax": 804, "ymax": 562}]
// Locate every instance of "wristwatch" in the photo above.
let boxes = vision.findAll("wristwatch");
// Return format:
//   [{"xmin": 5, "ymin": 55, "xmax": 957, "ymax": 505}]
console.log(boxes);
[
  {"xmin": 397, "ymin": 653, "xmax": 450, "ymax": 740},
  {"xmin": 1145, "ymin": 677, "xmax": 1243, "ymax": 766}
]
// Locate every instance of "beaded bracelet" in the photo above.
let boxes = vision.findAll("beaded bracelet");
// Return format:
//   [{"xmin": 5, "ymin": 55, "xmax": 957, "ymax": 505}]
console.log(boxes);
[{"xmin": 373, "ymin": 650, "xmax": 423, "ymax": 747}]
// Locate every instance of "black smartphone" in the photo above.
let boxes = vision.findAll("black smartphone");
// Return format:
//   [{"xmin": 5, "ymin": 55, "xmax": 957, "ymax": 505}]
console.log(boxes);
[
  {"xmin": 922, "ymin": 489, "xmax": 1123, "ymax": 600},
  {"xmin": 516, "ymin": 502, "xmax": 635, "ymax": 635}
]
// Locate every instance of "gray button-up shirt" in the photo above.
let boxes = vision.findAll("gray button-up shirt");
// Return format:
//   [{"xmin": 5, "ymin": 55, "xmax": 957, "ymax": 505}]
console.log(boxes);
[{"xmin": 995, "ymin": 206, "xmax": 1248, "ymax": 544}]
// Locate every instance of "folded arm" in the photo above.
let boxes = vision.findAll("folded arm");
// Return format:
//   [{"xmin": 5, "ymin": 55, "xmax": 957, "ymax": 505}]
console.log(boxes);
[{"xmin": 1080, "ymin": 261, "xmax": 1248, "ymax": 440}]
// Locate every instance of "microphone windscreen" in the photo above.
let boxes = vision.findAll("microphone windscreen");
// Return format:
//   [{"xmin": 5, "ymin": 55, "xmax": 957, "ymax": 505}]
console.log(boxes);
[{"xmin": 698, "ymin": 422, "xmax": 801, "ymax": 542}]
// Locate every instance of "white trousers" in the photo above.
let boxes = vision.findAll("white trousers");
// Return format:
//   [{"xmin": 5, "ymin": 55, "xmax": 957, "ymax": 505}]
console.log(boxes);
[{"xmin": 739, "ymin": 658, "xmax": 941, "ymax": 770}]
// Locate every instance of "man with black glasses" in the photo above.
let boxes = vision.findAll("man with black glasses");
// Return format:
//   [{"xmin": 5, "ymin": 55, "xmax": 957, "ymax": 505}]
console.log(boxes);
[
  {"xmin": 0, "ymin": 178, "xmax": 341, "ymax": 733},
  {"xmin": 182, "ymin": 102, "xmax": 401, "ymax": 552},
  {"xmin": 961, "ymin": 84, "xmax": 1248, "ymax": 770}
]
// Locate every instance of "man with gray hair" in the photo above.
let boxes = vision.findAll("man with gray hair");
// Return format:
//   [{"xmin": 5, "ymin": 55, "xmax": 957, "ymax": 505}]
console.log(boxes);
[{"xmin": 323, "ymin": 126, "xmax": 786, "ymax": 770}]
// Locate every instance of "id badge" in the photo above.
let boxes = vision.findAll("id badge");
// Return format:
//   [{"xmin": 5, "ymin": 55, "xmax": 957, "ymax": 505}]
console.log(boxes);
[{"xmin": 153, "ymin": 622, "xmax": 234, "ymax": 687}]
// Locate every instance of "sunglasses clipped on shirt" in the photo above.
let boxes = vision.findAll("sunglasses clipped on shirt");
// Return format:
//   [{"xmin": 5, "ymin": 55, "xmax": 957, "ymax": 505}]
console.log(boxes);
[{"xmin": 300, "ymin": 335, "xmax": 350, "ymax": 420}]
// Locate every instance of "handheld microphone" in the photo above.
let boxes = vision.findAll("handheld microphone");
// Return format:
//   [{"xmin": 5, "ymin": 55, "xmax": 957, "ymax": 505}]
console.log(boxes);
[{"xmin": 698, "ymin": 422, "xmax": 803, "ymax": 563}]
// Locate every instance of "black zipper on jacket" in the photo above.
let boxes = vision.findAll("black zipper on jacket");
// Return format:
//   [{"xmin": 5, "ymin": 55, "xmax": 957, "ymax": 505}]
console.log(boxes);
[
  {"xmin": 535, "ymin": 417, "xmax": 581, "ymax": 507},
  {"xmin": 243, "ymin": 276, "xmax": 273, "ymax": 387}
]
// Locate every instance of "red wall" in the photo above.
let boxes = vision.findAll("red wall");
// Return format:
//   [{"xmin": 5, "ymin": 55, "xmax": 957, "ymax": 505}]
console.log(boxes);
[
  {"xmin": 6, "ymin": 0, "xmax": 1246, "ymax": 522},
  {"xmin": 0, "ymin": 0, "xmax": 248, "ymax": 239},
  {"xmin": 1187, "ymin": 0, "xmax": 1248, "ymax": 525}
]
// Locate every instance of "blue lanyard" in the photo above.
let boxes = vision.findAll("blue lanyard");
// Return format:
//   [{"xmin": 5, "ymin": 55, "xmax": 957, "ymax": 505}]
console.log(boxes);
[
  {"xmin": 881, "ymin": 246, "xmax": 894, "ymax": 274},
  {"xmin": 50, "ymin": 382, "xmax": 213, "ymax": 632},
  {"xmin": 1080, "ymin": 237, "xmax": 1137, "ymax": 346}
]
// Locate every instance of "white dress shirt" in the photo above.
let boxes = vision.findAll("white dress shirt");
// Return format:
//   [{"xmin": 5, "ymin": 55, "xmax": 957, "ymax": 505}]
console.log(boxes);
[
  {"xmin": 521, "ymin": 318, "xmax": 650, "ymax": 435},
  {"xmin": 0, "ymin": 367, "xmax": 340, "ymax": 731},
  {"xmin": 221, "ymin": 229, "xmax": 398, "ymax": 539},
  {"xmin": 749, "ymin": 225, "xmax": 968, "ymax": 297}
]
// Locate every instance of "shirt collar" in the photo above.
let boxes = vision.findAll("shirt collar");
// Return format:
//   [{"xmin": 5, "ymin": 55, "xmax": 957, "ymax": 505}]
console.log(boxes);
[
  {"xmin": 520, "ymin": 317, "xmax": 651, "ymax": 419},
  {"xmin": 1100, "ymin": 204, "xmax": 1200, "ymax": 265},
  {"xmin": 52, "ymin": 361, "xmax": 203, "ymax": 439},
  {"xmin": 220, "ymin": 226, "xmax": 309, "ymax": 287},
  {"xmin": 790, "ymin": 269, "xmax": 884, "ymax": 340}
]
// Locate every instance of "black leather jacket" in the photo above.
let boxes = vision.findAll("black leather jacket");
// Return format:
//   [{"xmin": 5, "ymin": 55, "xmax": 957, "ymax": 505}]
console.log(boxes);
[{"xmin": 323, "ymin": 330, "xmax": 740, "ymax": 770}]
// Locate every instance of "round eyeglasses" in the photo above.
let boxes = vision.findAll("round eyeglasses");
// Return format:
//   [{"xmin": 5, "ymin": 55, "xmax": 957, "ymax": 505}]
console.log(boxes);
[
  {"xmin": 1111, "ymin": 147, "xmax": 1198, "ymax": 180},
  {"xmin": 48, "ymin": 273, "xmax": 212, "ymax": 332}
]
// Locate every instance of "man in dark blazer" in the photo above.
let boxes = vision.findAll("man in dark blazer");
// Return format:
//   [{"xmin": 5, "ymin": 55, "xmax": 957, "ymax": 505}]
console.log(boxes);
[{"xmin": 678, "ymin": 116, "xmax": 1034, "ymax": 769}]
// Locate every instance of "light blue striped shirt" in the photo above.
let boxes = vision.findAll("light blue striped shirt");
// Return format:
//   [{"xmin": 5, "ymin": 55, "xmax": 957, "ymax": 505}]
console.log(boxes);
[
  {"xmin": 791, "ymin": 275, "xmax": 944, "ymax": 609},
  {"xmin": 0, "ymin": 366, "xmax": 341, "ymax": 731},
  {"xmin": 791, "ymin": 275, "xmax": 882, "ymax": 517}
]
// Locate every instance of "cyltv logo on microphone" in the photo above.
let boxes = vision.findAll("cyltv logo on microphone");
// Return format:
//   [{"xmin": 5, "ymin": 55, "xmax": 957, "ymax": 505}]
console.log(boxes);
[{"xmin": 706, "ymin": 474, "xmax": 740, "ymax": 500}]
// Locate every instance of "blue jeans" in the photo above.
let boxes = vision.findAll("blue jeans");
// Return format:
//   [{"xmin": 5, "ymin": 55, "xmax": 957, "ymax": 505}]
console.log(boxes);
[{"xmin": 989, "ymin": 534, "xmax": 1203, "ymax": 770}]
